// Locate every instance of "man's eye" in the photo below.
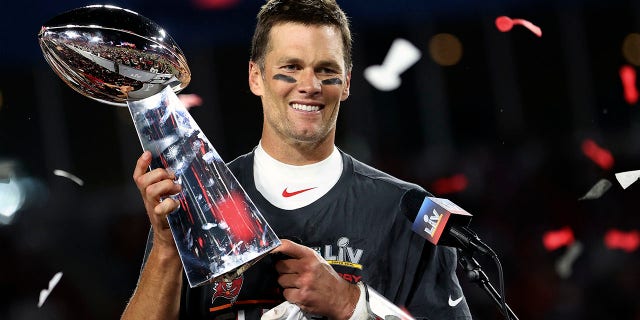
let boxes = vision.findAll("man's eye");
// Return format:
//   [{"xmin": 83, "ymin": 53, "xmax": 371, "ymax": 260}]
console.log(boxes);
[
  {"xmin": 318, "ymin": 67, "xmax": 337, "ymax": 74},
  {"xmin": 281, "ymin": 65, "xmax": 298, "ymax": 71}
]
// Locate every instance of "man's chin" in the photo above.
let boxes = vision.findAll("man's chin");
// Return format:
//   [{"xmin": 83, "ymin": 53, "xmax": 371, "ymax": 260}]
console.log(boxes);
[{"xmin": 290, "ymin": 132, "xmax": 327, "ymax": 144}]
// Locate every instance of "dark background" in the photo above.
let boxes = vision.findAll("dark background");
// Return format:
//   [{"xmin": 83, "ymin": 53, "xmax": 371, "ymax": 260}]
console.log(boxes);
[{"xmin": 1, "ymin": 0, "xmax": 639, "ymax": 319}]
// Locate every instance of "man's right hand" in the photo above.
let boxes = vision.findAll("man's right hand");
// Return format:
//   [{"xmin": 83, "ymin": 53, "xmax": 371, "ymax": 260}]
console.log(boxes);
[
  {"xmin": 133, "ymin": 151, "xmax": 182, "ymax": 256},
  {"xmin": 122, "ymin": 151, "xmax": 184, "ymax": 320}
]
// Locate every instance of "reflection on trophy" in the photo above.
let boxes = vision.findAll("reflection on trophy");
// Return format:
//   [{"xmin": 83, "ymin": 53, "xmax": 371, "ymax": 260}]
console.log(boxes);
[{"xmin": 38, "ymin": 5, "xmax": 281, "ymax": 288}]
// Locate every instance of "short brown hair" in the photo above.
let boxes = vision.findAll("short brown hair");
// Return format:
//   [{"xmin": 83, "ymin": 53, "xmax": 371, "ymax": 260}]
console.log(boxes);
[{"xmin": 250, "ymin": 0, "xmax": 353, "ymax": 72}]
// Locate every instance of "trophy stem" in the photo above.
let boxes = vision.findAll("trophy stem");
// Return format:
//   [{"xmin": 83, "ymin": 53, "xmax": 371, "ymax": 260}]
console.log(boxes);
[{"xmin": 126, "ymin": 86, "xmax": 280, "ymax": 288}]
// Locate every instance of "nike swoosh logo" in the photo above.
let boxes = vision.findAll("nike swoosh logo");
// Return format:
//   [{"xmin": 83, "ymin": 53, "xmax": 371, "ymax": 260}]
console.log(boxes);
[
  {"xmin": 448, "ymin": 295, "xmax": 463, "ymax": 307},
  {"xmin": 282, "ymin": 187, "xmax": 317, "ymax": 197}
]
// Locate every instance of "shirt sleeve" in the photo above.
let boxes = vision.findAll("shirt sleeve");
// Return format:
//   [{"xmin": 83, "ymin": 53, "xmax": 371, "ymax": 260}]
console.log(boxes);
[{"xmin": 406, "ymin": 244, "xmax": 472, "ymax": 319}]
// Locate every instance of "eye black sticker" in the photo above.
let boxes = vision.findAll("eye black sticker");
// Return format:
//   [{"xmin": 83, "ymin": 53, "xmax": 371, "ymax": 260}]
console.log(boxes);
[
  {"xmin": 273, "ymin": 74, "xmax": 297, "ymax": 83},
  {"xmin": 273, "ymin": 74, "xmax": 343, "ymax": 85},
  {"xmin": 321, "ymin": 78, "xmax": 343, "ymax": 85}
]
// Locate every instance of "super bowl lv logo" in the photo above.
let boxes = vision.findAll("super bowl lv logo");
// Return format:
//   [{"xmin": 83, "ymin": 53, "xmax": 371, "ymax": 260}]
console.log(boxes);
[
  {"xmin": 312, "ymin": 237, "xmax": 365, "ymax": 283},
  {"xmin": 211, "ymin": 275, "xmax": 243, "ymax": 304}
]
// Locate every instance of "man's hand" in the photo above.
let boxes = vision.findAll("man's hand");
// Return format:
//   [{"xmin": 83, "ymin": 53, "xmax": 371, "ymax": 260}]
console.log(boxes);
[
  {"xmin": 122, "ymin": 151, "xmax": 184, "ymax": 320},
  {"xmin": 271, "ymin": 240, "xmax": 360, "ymax": 320},
  {"xmin": 133, "ymin": 151, "xmax": 182, "ymax": 256}
]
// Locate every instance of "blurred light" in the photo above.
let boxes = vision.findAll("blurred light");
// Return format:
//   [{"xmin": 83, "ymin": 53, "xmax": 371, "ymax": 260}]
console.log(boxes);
[
  {"xmin": 0, "ymin": 160, "xmax": 48, "ymax": 225},
  {"xmin": 615, "ymin": 170, "xmax": 640, "ymax": 189},
  {"xmin": 543, "ymin": 226, "xmax": 574, "ymax": 251},
  {"xmin": 604, "ymin": 229, "xmax": 639, "ymax": 252},
  {"xmin": 428, "ymin": 33, "xmax": 463, "ymax": 67},
  {"xmin": 578, "ymin": 179, "xmax": 612, "ymax": 200},
  {"xmin": 619, "ymin": 65, "xmax": 638, "ymax": 105},
  {"xmin": 431, "ymin": 173, "xmax": 468, "ymax": 195},
  {"xmin": 495, "ymin": 16, "xmax": 542, "ymax": 37},
  {"xmin": 581, "ymin": 139, "xmax": 614, "ymax": 170},
  {"xmin": 0, "ymin": 177, "xmax": 25, "ymax": 224},
  {"xmin": 622, "ymin": 33, "xmax": 640, "ymax": 66},
  {"xmin": 192, "ymin": 0, "xmax": 241, "ymax": 10},
  {"xmin": 216, "ymin": 191, "xmax": 258, "ymax": 242}
]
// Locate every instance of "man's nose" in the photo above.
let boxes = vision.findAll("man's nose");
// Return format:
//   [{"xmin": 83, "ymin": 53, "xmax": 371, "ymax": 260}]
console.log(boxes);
[{"xmin": 297, "ymin": 69, "xmax": 321, "ymax": 94}]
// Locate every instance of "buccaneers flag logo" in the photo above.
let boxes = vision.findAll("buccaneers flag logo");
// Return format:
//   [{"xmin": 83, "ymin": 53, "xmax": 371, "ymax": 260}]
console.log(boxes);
[{"xmin": 211, "ymin": 275, "xmax": 244, "ymax": 304}]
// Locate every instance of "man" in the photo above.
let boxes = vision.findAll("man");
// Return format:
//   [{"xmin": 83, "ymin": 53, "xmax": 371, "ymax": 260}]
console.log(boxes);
[{"xmin": 122, "ymin": 0, "xmax": 472, "ymax": 319}]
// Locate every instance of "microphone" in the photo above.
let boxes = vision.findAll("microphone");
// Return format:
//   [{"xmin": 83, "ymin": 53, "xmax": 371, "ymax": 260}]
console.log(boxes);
[
  {"xmin": 401, "ymin": 189, "xmax": 493, "ymax": 256},
  {"xmin": 402, "ymin": 190, "xmax": 519, "ymax": 320}
]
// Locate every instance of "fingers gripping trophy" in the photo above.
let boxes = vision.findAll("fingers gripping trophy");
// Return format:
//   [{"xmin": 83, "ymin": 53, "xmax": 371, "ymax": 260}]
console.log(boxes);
[{"xmin": 38, "ymin": 5, "xmax": 281, "ymax": 288}]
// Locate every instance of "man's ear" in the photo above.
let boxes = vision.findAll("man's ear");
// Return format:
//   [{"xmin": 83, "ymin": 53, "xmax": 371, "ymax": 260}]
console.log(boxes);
[
  {"xmin": 340, "ymin": 71, "xmax": 351, "ymax": 101},
  {"xmin": 248, "ymin": 61, "xmax": 263, "ymax": 96}
]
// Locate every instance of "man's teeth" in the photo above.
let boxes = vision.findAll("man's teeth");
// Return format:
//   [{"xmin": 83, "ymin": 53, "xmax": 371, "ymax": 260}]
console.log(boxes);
[{"xmin": 291, "ymin": 103, "xmax": 320, "ymax": 111}]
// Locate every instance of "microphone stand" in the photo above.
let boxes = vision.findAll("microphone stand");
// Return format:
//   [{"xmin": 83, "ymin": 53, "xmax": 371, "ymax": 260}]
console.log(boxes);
[{"xmin": 457, "ymin": 248, "xmax": 519, "ymax": 320}]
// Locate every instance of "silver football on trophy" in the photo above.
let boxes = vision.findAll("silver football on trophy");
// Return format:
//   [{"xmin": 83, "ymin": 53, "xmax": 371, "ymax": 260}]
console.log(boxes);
[{"xmin": 38, "ymin": 5, "xmax": 191, "ymax": 106}]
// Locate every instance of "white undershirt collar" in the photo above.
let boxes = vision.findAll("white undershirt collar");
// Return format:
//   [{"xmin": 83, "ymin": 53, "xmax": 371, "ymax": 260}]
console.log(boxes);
[{"xmin": 253, "ymin": 141, "xmax": 343, "ymax": 210}]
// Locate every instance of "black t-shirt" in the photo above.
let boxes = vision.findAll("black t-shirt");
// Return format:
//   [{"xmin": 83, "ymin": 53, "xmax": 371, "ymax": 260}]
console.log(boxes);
[{"xmin": 142, "ymin": 149, "xmax": 472, "ymax": 319}]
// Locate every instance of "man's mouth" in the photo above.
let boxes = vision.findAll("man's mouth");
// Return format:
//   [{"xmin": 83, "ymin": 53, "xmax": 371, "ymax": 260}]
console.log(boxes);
[{"xmin": 291, "ymin": 103, "xmax": 322, "ymax": 112}]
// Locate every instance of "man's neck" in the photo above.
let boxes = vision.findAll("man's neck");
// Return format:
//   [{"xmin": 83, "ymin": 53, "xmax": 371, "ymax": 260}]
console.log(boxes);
[{"xmin": 260, "ymin": 134, "xmax": 335, "ymax": 165}]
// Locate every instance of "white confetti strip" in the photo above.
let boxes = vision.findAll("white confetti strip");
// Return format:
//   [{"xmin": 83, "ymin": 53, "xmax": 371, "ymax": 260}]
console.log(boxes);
[
  {"xmin": 615, "ymin": 170, "xmax": 640, "ymax": 189},
  {"xmin": 364, "ymin": 38, "xmax": 421, "ymax": 91},
  {"xmin": 38, "ymin": 271, "xmax": 63, "ymax": 308},
  {"xmin": 555, "ymin": 241, "xmax": 583, "ymax": 279},
  {"xmin": 578, "ymin": 179, "xmax": 612, "ymax": 200},
  {"xmin": 53, "ymin": 169, "xmax": 84, "ymax": 186}
]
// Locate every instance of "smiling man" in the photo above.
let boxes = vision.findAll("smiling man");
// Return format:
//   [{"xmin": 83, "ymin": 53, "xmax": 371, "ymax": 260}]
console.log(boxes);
[{"xmin": 121, "ymin": 1, "xmax": 472, "ymax": 319}]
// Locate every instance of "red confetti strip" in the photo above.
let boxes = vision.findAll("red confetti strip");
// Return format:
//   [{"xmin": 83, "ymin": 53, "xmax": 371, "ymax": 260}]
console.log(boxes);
[
  {"xmin": 178, "ymin": 93, "xmax": 203, "ymax": 110},
  {"xmin": 604, "ymin": 229, "xmax": 639, "ymax": 252},
  {"xmin": 431, "ymin": 173, "xmax": 468, "ymax": 195},
  {"xmin": 543, "ymin": 226, "xmax": 575, "ymax": 251},
  {"xmin": 495, "ymin": 16, "xmax": 542, "ymax": 37},
  {"xmin": 581, "ymin": 139, "xmax": 614, "ymax": 170},
  {"xmin": 619, "ymin": 65, "xmax": 639, "ymax": 105}
]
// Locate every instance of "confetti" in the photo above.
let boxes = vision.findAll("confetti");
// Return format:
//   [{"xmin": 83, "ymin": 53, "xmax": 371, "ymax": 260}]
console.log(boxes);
[
  {"xmin": 615, "ymin": 170, "xmax": 640, "ymax": 189},
  {"xmin": 619, "ymin": 65, "xmax": 639, "ymax": 105},
  {"xmin": 364, "ymin": 38, "xmax": 422, "ymax": 91},
  {"xmin": 495, "ymin": 16, "xmax": 542, "ymax": 37},
  {"xmin": 543, "ymin": 226, "xmax": 575, "ymax": 251},
  {"xmin": 555, "ymin": 241, "xmax": 583, "ymax": 279},
  {"xmin": 578, "ymin": 179, "xmax": 612, "ymax": 200},
  {"xmin": 431, "ymin": 174, "xmax": 468, "ymax": 195},
  {"xmin": 38, "ymin": 271, "xmax": 63, "ymax": 308},
  {"xmin": 604, "ymin": 229, "xmax": 639, "ymax": 252},
  {"xmin": 581, "ymin": 139, "xmax": 614, "ymax": 170},
  {"xmin": 53, "ymin": 169, "xmax": 84, "ymax": 186}
]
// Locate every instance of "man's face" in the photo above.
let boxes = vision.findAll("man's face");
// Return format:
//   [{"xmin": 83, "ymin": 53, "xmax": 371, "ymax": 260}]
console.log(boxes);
[{"xmin": 249, "ymin": 22, "xmax": 351, "ymax": 146}]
